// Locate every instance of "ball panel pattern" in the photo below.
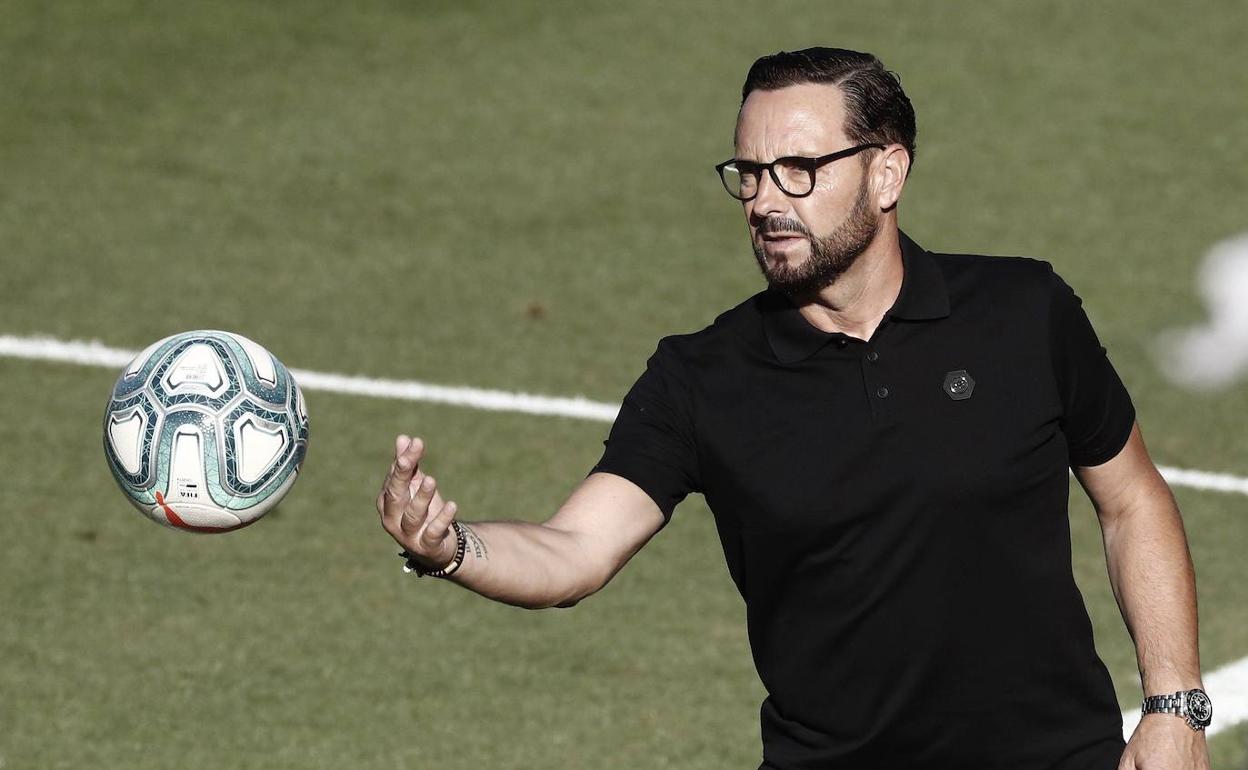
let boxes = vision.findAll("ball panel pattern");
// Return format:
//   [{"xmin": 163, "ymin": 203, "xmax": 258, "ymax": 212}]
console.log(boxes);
[
  {"xmin": 148, "ymin": 337, "xmax": 242, "ymax": 411},
  {"xmin": 113, "ymin": 335, "xmax": 182, "ymax": 399},
  {"xmin": 218, "ymin": 334, "xmax": 289, "ymax": 408},
  {"xmin": 222, "ymin": 401, "xmax": 299, "ymax": 495},
  {"xmin": 102, "ymin": 330, "xmax": 308, "ymax": 533},
  {"xmin": 102, "ymin": 392, "xmax": 161, "ymax": 490}
]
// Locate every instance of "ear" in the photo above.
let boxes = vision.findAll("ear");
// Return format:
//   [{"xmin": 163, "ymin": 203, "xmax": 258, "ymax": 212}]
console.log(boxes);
[{"xmin": 873, "ymin": 145, "xmax": 911, "ymax": 212}]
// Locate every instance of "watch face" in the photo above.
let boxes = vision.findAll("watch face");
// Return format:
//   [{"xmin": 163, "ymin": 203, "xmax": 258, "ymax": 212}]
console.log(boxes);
[{"xmin": 1186, "ymin": 690, "xmax": 1213, "ymax": 724}]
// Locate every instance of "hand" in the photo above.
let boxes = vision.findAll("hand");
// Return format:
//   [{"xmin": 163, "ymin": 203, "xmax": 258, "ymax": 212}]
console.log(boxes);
[
  {"xmin": 376, "ymin": 435, "xmax": 460, "ymax": 571},
  {"xmin": 1119, "ymin": 714, "xmax": 1210, "ymax": 769}
]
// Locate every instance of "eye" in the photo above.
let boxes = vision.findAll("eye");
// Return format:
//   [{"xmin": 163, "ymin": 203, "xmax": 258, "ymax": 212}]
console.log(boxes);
[{"xmin": 772, "ymin": 158, "xmax": 814, "ymax": 191}]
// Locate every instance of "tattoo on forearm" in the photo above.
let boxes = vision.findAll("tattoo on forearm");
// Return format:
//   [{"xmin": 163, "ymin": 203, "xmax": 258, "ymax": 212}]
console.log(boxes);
[{"xmin": 460, "ymin": 523, "xmax": 489, "ymax": 561}]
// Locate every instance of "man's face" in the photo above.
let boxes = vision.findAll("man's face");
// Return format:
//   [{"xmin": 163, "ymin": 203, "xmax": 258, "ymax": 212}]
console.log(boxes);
[{"xmin": 734, "ymin": 83, "xmax": 879, "ymax": 296}]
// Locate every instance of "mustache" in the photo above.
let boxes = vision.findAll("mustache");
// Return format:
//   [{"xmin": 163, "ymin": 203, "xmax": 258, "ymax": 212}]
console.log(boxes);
[{"xmin": 757, "ymin": 217, "xmax": 811, "ymax": 237}]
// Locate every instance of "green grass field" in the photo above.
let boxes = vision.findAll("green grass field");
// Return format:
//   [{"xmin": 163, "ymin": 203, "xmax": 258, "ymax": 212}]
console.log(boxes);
[{"xmin": 2, "ymin": 1, "xmax": 1246, "ymax": 767}]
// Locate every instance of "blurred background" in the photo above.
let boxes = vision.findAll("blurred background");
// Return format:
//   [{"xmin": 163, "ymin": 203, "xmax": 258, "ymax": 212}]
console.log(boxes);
[{"xmin": 1, "ymin": 1, "xmax": 1245, "ymax": 767}]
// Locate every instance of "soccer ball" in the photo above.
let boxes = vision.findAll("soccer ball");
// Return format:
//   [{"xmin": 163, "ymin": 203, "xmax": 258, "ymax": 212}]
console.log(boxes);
[{"xmin": 102, "ymin": 330, "xmax": 309, "ymax": 532}]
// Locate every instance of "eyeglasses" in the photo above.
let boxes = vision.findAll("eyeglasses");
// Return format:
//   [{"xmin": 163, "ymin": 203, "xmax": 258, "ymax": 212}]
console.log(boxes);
[{"xmin": 714, "ymin": 143, "xmax": 884, "ymax": 201}]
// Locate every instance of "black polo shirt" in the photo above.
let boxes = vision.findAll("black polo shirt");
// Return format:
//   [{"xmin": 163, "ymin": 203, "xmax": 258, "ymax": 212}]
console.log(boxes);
[{"xmin": 589, "ymin": 230, "xmax": 1136, "ymax": 769}]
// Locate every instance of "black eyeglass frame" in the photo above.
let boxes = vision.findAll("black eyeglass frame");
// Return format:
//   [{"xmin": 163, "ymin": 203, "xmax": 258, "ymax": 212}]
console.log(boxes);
[{"xmin": 714, "ymin": 143, "xmax": 885, "ymax": 201}]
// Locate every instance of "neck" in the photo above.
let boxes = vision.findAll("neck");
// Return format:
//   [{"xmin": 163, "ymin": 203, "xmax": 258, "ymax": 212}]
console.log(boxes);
[{"xmin": 788, "ymin": 224, "xmax": 903, "ymax": 342}]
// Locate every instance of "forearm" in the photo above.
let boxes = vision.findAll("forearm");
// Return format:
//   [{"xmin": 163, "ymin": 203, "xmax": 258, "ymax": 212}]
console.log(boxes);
[
  {"xmin": 441, "ymin": 519, "xmax": 597, "ymax": 610},
  {"xmin": 1100, "ymin": 485, "xmax": 1203, "ymax": 694}
]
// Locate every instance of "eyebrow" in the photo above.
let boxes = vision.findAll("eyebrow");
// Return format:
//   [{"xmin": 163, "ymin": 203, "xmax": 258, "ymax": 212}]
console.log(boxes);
[{"xmin": 733, "ymin": 150, "xmax": 827, "ymax": 162}]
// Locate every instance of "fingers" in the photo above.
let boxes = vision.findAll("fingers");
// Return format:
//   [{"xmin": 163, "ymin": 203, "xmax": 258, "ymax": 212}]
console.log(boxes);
[
  {"xmin": 380, "ymin": 435, "xmax": 425, "ymax": 531},
  {"xmin": 401, "ymin": 474, "xmax": 437, "ymax": 536},
  {"xmin": 407, "ymin": 468, "xmax": 426, "ymax": 497},
  {"xmin": 421, "ymin": 499, "xmax": 458, "ymax": 550},
  {"xmin": 408, "ymin": 470, "xmax": 446, "ymax": 511},
  {"xmin": 406, "ymin": 478, "xmax": 457, "ymax": 550},
  {"xmin": 378, "ymin": 436, "xmax": 459, "ymax": 564},
  {"xmin": 395, "ymin": 435, "xmax": 423, "ymax": 475}
]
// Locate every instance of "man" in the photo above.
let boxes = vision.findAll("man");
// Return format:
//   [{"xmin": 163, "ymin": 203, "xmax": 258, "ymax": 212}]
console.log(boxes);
[{"xmin": 376, "ymin": 48, "xmax": 1211, "ymax": 769}]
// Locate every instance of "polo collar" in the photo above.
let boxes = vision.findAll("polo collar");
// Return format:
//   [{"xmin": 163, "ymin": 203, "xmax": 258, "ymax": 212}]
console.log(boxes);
[{"xmin": 761, "ymin": 229, "xmax": 951, "ymax": 364}]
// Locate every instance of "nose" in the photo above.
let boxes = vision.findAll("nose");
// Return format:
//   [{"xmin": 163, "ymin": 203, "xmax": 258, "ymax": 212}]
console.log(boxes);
[{"xmin": 748, "ymin": 168, "xmax": 788, "ymax": 223}]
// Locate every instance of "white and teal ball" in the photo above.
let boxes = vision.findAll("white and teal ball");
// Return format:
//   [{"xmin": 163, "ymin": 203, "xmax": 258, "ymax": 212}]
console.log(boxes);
[{"xmin": 102, "ymin": 330, "xmax": 309, "ymax": 532}]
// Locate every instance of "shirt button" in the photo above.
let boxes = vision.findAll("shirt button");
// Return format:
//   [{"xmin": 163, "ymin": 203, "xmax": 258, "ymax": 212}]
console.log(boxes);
[
  {"xmin": 866, "ymin": 350, "xmax": 879, "ymax": 362},
  {"xmin": 836, "ymin": 338, "xmax": 848, "ymax": 348},
  {"xmin": 877, "ymin": 386, "xmax": 890, "ymax": 398}
]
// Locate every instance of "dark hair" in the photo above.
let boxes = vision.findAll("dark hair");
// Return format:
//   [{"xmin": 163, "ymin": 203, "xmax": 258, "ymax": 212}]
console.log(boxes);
[{"xmin": 741, "ymin": 47, "xmax": 917, "ymax": 172}]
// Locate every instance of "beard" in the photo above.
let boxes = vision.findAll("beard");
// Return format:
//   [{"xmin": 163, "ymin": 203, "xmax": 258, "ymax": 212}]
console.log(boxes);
[{"xmin": 751, "ymin": 178, "xmax": 879, "ymax": 297}]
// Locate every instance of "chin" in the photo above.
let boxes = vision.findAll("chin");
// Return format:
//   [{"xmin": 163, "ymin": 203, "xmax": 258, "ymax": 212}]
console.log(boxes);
[{"xmin": 763, "ymin": 240, "xmax": 810, "ymax": 263}]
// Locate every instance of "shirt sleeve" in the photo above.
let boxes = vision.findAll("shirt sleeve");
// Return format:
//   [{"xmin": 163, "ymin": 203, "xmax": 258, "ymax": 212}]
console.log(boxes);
[
  {"xmin": 587, "ymin": 337, "xmax": 701, "ymax": 524},
  {"xmin": 1046, "ymin": 263, "xmax": 1136, "ymax": 467}
]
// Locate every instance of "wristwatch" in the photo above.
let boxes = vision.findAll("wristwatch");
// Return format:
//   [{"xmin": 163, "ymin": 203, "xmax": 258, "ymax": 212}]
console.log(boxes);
[{"xmin": 1141, "ymin": 688, "xmax": 1213, "ymax": 731}]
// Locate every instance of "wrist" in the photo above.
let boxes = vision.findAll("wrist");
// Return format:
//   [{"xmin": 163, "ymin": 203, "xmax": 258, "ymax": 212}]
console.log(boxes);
[
  {"xmin": 1143, "ymin": 672, "xmax": 1203, "ymax": 695},
  {"xmin": 401, "ymin": 520, "xmax": 468, "ymax": 578}
]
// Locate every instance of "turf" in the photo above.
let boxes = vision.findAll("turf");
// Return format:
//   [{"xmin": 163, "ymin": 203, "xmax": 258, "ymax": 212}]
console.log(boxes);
[{"xmin": 1, "ymin": 1, "xmax": 1246, "ymax": 767}]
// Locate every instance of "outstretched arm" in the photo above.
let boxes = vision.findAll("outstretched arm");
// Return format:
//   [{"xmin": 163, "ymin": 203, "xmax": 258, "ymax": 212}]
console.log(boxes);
[
  {"xmin": 375, "ymin": 435, "xmax": 666, "ymax": 610},
  {"xmin": 1073, "ymin": 420, "xmax": 1209, "ymax": 769}
]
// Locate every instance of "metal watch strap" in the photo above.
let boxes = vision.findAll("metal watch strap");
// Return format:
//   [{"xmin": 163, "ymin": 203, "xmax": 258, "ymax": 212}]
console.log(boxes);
[
  {"xmin": 1141, "ymin": 692, "xmax": 1183, "ymax": 716},
  {"xmin": 1141, "ymin": 688, "xmax": 1212, "ymax": 731}
]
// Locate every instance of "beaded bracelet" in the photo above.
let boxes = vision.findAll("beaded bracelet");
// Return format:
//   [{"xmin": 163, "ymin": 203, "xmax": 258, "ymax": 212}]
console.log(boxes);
[{"xmin": 401, "ymin": 520, "xmax": 468, "ymax": 578}]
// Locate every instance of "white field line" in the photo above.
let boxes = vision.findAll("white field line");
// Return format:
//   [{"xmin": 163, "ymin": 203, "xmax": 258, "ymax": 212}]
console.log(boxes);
[
  {"xmin": 4, "ymin": 333, "xmax": 1247, "ymax": 496},
  {"xmin": 1121, "ymin": 654, "xmax": 1248, "ymax": 739},
  {"xmin": 0, "ymin": 334, "xmax": 621, "ymax": 422},
  {"xmin": 4, "ymin": 331, "xmax": 1248, "ymax": 738}
]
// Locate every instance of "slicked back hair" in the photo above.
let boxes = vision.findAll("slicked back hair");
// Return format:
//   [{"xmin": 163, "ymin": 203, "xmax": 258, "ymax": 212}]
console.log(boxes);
[{"xmin": 741, "ymin": 47, "xmax": 917, "ymax": 173}]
